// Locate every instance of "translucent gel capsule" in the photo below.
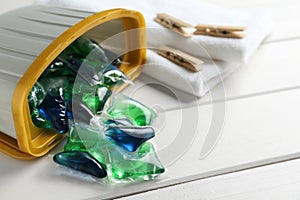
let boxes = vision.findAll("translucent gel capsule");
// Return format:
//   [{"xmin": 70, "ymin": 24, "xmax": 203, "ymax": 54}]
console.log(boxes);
[
  {"xmin": 64, "ymin": 124, "xmax": 108, "ymax": 167},
  {"xmin": 28, "ymin": 82, "xmax": 46, "ymax": 107},
  {"xmin": 61, "ymin": 54, "xmax": 101, "ymax": 86},
  {"xmin": 62, "ymin": 44, "xmax": 123, "ymax": 73},
  {"xmin": 38, "ymin": 76, "xmax": 74, "ymax": 102},
  {"xmin": 28, "ymin": 44, "xmax": 117, "ymax": 133},
  {"xmin": 101, "ymin": 118, "xmax": 133, "ymax": 127},
  {"xmin": 40, "ymin": 57, "xmax": 77, "ymax": 78},
  {"xmin": 60, "ymin": 125, "xmax": 107, "ymax": 178},
  {"xmin": 72, "ymin": 79, "xmax": 96, "ymax": 95},
  {"xmin": 97, "ymin": 85, "xmax": 112, "ymax": 110},
  {"xmin": 106, "ymin": 94, "xmax": 156, "ymax": 127},
  {"xmin": 53, "ymin": 151, "xmax": 107, "ymax": 178},
  {"xmin": 82, "ymin": 93, "xmax": 100, "ymax": 113},
  {"xmin": 38, "ymin": 89, "xmax": 69, "ymax": 134},
  {"xmin": 62, "ymin": 37, "xmax": 109, "ymax": 67},
  {"xmin": 62, "ymin": 53, "xmax": 126, "ymax": 88},
  {"xmin": 28, "ymin": 62, "xmax": 74, "ymax": 131},
  {"xmin": 30, "ymin": 107, "xmax": 53, "ymax": 129},
  {"xmin": 81, "ymin": 85, "xmax": 112, "ymax": 113},
  {"xmin": 108, "ymin": 142, "xmax": 165, "ymax": 180},
  {"xmin": 69, "ymin": 85, "xmax": 112, "ymax": 124},
  {"xmin": 36, "ymin": 75, "xmax": 74, "ymax": 133},
  {"xmin": 64, "ymin": 124, "xmax": 99, "ymax": 152},
  {"xmin": 28, "ymin": 82, "xmax": 52, "ymax": 128},
  {"xmin": 101, "ymin": 64, "xmax": 129, "ymax": 87},
  {"xmin": 61, "ymin": 123, "xmax": 164, "ymax": 180},
  {"xmin": 104, "ymin": 125, "xmax": 155, "ymax": 152}
]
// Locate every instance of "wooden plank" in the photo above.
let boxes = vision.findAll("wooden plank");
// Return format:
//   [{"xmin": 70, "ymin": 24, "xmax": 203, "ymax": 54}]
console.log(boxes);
[{"xmin": 120, "ymin": 158, "xmax": 300, "ymax": 200}]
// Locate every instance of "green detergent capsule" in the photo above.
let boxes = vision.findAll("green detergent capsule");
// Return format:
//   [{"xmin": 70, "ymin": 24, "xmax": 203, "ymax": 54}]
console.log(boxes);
[{"xmin": 106, "ymin": 94, "xmax": 156, "ymax": 126}]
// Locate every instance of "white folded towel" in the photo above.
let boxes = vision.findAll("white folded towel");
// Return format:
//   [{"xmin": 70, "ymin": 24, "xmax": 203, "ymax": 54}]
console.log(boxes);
[
  {"xmin": 145, "ymin": 50, "xmax": 240, "ymax": 97},
  {"xmin": 36, "ymin": 0, "xmax": 272, "ymax": 63},
  {"xmin": 36, "ymin": 0, "xmax": 272, "ymax": 96}
]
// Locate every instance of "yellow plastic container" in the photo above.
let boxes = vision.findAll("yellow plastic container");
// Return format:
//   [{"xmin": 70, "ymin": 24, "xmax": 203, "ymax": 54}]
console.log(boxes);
[{"xmin": 0, "ymin": 5, "xmax": 146, "ymax": 159}]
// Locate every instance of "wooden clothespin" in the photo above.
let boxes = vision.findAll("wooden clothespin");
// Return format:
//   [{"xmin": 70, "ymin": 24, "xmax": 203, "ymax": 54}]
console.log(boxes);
[
  {"xmin": 154, "ymin": 13, "xmax": 194, "ymax": 38},
  {"xmin": 194, "ymin": 24, "xmax": 246, "ymax": 38},
  {"xmin": 157, "ymin": 46, "xmax": 203, "ymax": 72}
]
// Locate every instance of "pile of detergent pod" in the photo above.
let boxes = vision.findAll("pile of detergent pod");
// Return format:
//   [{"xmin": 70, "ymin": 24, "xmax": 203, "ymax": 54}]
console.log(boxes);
[{"xmin": 28, "ymin": 36, "xmax": 165, "ymax": 181}]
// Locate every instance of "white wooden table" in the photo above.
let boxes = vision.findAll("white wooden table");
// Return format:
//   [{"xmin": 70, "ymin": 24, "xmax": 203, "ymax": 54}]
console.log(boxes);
[{"xmin": 1, "ymin": 0, "xmax": 300, "ymax": 199}]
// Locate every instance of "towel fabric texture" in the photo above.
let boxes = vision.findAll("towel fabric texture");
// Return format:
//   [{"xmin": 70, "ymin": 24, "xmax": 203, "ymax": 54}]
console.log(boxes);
[{"xmin": 36, "ymin": 0, "xmax": 272, "ymax": 96}]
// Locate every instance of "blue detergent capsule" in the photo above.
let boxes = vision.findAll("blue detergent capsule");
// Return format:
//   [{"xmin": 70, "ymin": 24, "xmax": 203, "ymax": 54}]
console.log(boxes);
[
  {"xmin": 53, "ymin": 151, "xmax": 107, "ymax": 178},
  {"xmin": 102, "ymin": 118, "xmax": 133, "ymax": 127},
  {"xmin": 104, "ymin": 126, "xmax": 155, "ymax": 152},
  {"xmin": 38, "ymin": 89, "xmax": 69, "ymax": 134}
]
